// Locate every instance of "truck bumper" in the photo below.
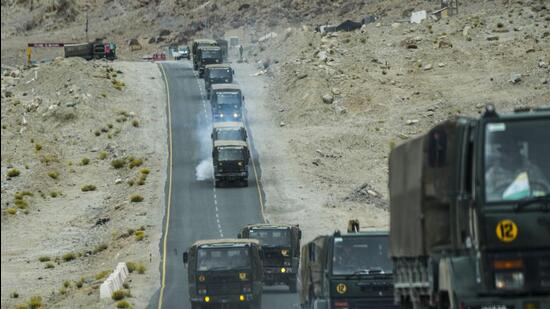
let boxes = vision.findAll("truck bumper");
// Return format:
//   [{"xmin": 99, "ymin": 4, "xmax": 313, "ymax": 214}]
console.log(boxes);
[
  {"xmin": 263, "ymin": 268, "xmax": 296, "ymax": 285},
  {"xmin": 461, "ymin": 295, "xmax": 550, "ymax": 309},
  {"xmin": 330, "ymin": 297, "xmax": 399, "ymax": 309},
  {"xmin": 190, "ymin": 293, "xmax": 256, "ymax": 304},
  {"xmin": 215, "ymin": 172, "xmax": 247, "ymax": 181}
]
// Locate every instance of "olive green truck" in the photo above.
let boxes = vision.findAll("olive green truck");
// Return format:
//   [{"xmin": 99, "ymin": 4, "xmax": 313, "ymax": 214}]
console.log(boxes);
[{"xmin": 389, "ymin": 106, "xmax": 550, "ymax": 309}]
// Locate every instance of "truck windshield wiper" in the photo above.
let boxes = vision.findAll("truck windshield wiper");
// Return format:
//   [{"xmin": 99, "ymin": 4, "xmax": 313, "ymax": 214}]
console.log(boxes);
[
  {"xmin": 515, "ymin": 194, "xmax": 550, "ymax": 212},
  {"xmin": 344, "ymin": 267, "xmax": 384, "ymax": 279}
]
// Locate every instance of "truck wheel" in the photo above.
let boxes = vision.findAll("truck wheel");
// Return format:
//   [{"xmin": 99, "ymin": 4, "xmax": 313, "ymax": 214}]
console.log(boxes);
[
  {"xmin": 249, "ymin": 297, "xmax": 262, "ymax": 309},
  {"xmin": 191, "ymin": 303, "xmax": 202, "ymax": 309},
  {"xmin": 215, "ymin": 180, "xmax": 221, "ymax": 188},
  {"xmin": 242, "ymin": 179, "xmax": 249, "ymax": 187},
  {"xmin": 288, "ymin": 278, "xmax": 297, "ymax": 293}
]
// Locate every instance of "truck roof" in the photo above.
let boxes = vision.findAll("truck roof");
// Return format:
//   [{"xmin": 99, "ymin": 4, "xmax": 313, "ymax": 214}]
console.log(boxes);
[
  {"xmin": 205, "ymin": 64, "xmax": 232, "ymax": 69},
  {"xmin": 334, "ymin": 230, "xmax": 389, "ymax": 237},
  {"xmin": 213, "ymin": 140, "xmax": 248, "ymax": 148},
  {"xmin": 212, "ymin": 83, "xmax": 241, "ymax": 91},
  {"xmin": 213, "ymin": 122, "xmax": 245, "ymax": 129},
  {"xmin": 244, "ymin": 223, "xmax": 297, "ymax": 230},
  {"xmin": 194, "ymin": 39, "xmax": 217, "ymax": 44},
  {"xmin": 193, "ymin": 238, "xmax": 260, "ymax": 248}
]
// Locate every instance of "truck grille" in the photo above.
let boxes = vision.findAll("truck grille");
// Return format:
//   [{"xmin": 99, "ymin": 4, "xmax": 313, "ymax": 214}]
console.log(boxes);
[{"xmin": 207, "ymin": 282, "xmax": 241, "ymax": 295}]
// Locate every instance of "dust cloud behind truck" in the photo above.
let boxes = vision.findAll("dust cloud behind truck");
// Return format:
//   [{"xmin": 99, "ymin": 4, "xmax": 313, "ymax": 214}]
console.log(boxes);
[{"xmin": 389, "ymin": 106, "xmax": 550, "ymax": 309}]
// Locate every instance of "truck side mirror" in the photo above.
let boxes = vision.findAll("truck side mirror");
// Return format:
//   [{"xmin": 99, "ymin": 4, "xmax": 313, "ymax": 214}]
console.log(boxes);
[
  {"xmin": 298, "ymin": 230, "xmax": 302, "ymax": 240},
  {"xmin": 237, "ymin": 233, "xmax": 242, "ymax": 239},
  {"xmin": 242, "ymin": 96, "xmax": 245, "ymax": 101},
  {"xmin": 428, "ymin": 129, "xmax": 447, "ymax": 168},
  {"xmin": 183, "ymin": 252, "xmax": 188, "ymax": 264}
]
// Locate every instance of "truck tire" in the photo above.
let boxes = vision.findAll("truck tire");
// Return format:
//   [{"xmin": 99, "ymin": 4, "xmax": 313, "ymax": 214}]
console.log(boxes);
[
  {"xmin": 250, "ymin": 297, "xmax": 262, "ymax": 309},
  {"xmin": 242, "ymin": 179, "xmax": 249, "ymax": 187},
  {"xmin": 215, "ymin": 179, "xmax": 222, "ymax": 188},
  {"xmin": 191, "ymin": 303, "xmax": 202, "ymax": 309}
]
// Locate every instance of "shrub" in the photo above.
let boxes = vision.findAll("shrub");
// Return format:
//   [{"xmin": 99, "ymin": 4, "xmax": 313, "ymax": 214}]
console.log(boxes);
[
  {"xmin": 63, "ymin": 280, "xmax": 71, "ymax": 288},
  {"xmin": 81, "ymin": 184, "xmax": 97, "ymax": 192},
  {"xmin": 126, "ymin": 262, "xmax": 137, "ymax": 273},
  {"xmin": 45, "ymin": 262, "xmax": 55, "ymax": 269},
  {"xmin": 35, "ymin": 144, "xmax": 42, "ymax": 151},
  {"xmin": 111, "ymin": 290, "xmax": 126, "ymax": 301},
  {"xmin": 80, "ymin": 158, "xmax": 90, "ymax": 165},
  {"xmin": 28, "ymin": 296, "xmax": 42, "ymax": 309},
  {"xmin": 15, "ymin": 191, "xmax": 33, "ymax": 199},
  {"xmin": 14, "ymin": 199, "xmax": 28, "ymax": 209},
  {"xmin": 93, "ymin": 243, "xmax": 108, "ymax": 254},
  {"xmin": 5, "ymin": 208, "xmax": 17, "ymax": 215},
  {"xmin": 137, "ymin": 263, "xmax": 146, "ymax": 274},
  {"xmin": 123, "ymin": 282, "xmax": 130, "ymax": 289},
  {"xmin": 48, "ymin": 171, "xmax": 59, "ymax": 179},
  {"xmin": 112, "ymin": 79, "xmax": 126, "ymax": 91},
  {"xmin": 127, "ymin": 179, "xmax": 135, "ymax": 186},
  {"xmin": 13, "ymin": 304, "xmax": 27, "ymax": 309},
  {"xmin": 98, "ymin": 151, "xmax": 108, "ymax": 160},
  {"xmin": 38, "ymin": 256, "xmax": 50, "ymax": 262},
  {"xmin": 49, "ymin": 191, "xmax": 61, "ymax": 198},
  {"xmin": 111, "ymin": 159, "xmax": 126, "ymax": 169},
  {"xmin": 94, "ymin": 130, "xmax": 101, "ymax": 136},
  {"xmin": 130, "ymin": 194, "xmax": 144, "ymax": 203},
  {"xmin": 95, "ymin": 270, "xmax": 111, "ymax": 280},
  {"xmin": 128, "ymin": 158, "xmax": 143, "ymax": 168},
  {"xmin": 10, "ymin": 291, "xmax": 19, "ymax": 298},
  {"xmin": 116, "ymin": 300, "xmax": 130, "ymax": 308},
  {"xmin": 134, "ymin": 230, "xmax": 145, "ymax": 241},
  {"xmin": 132, "ymin": 119, "xmax": 139, "ymax": 127},
  {"xmin": 76, "ymin": 279, "xmax": 83, "ymax": 288},
  {"xmin": 140, "ymin": 168, "xmax": 150, "ymax": 175},
  {"xmin": 62, "ymin": 252, "xmax": 76, "ymax": 262},
  {"xmin": 7, "ymin": 168, "xmax": 20, "ymax": 177},
  {"xmin": 59, "ymin": 287, "xmax": 67, "ymax": 295}
]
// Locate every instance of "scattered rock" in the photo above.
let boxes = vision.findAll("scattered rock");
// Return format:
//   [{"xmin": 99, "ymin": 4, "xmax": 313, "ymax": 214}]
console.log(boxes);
[
  {"xmin": 331, "ymin": 88, "xmax": 341, "ymax": 95},
  {"xmin": 279, "ymin": 121, "xmax": 286, "ymax": 127},
  {"xmin": 321, "ymin": 94, "xmax": 334, "ymax": 104},
  {"xmin": 423, "ymin": 64, "xmax": 433, "ymax": 70},
  {"xmin": 438, "ymin": 62, "xmax": 446, "ymax": 67},
  {"xmin": 538, "ymin": 61, "xmax": 547, "ymax": 68},
  {"xmin": 406, "ymin": 119, "xmax": 419, "ymax": 125},
  {"xmin": 115, "ymin": 178, "xmax": 123, "ymax": 184},
  {"xmin": 65, "ymin": 101, "xmax": 77, "ymax": 107},
  {"xmin": 463, "ymin": 25, "xmax": 471, "ymax": 37},
  {"xmin": 296, "ymin": 72, "xmax": 308, "ymax": 80},
  {"xmin": 487, "ymin": 35, "xmax": 500, "ymax": 41},
  {"xmin": 334, "ymin": 105, "xmax": 347, "ymax": 114},
  {"xmin": 509, "ymin": 73, "xmax": 522, "ymax": 84}
]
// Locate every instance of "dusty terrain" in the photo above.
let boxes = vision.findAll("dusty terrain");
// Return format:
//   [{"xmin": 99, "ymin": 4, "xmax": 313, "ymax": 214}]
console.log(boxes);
[
  {"xmin": 242, "ymin": 0, "xmax": 549, "ymax": 241},
  {"xmin": 1, "ymin": 58, "xmax": 167, "ymax": 308}
]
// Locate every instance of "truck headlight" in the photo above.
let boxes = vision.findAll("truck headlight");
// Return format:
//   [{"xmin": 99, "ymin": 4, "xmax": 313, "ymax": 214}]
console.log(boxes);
[
  {"xmin": 495, "ymin": 271, "xmax": 524, "ymax": 290},
  {"xmin": 233, "ymin": 113, "xmax": 239, "ymax": 118},
  {"xmin": 219, "ymin": 113, "xmax": 224, "ymax": 118}
]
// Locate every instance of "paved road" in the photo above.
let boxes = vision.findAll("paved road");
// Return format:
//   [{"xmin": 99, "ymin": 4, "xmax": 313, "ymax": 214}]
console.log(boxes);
[{"xmin": 150, "ymin": 61, "xmax": 299, "ymax": 309}]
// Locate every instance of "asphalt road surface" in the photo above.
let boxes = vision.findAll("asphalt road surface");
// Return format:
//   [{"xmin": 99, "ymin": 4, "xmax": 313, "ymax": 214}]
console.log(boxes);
[{"xmin": 150, "ymin": 60, "xmax": 299, "ymax": 309}]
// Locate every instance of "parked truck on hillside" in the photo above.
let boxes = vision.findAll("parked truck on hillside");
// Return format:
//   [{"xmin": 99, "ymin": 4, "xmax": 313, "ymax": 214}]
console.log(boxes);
[
  {"xmin": 389, "ymin": 106, "xmax": 550, "ymax": 309},
  {"xmin": 64, "ymin": 39, "xmax": 116, "ymax": 60},
  {"xmin": 299, "ymin": 221, "xmax": 397, "ymax": 309}
]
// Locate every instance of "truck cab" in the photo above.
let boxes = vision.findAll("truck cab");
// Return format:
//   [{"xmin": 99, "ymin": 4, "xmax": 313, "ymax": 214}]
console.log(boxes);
[
  {"xmin": 238, "ymin": 223, "xmax": 302, "ymax": 292},
  {"xmin": 300, "ymin": 224, "xmax": 397, "ymax": 309},
  {"xmin": 212, "ymin": 140, "xmax": 250, "ymax": 187},
  {"xmin": 389, "ymin": 106, "xmax": 550, "ymax": 309},
  {"xmin": 183, "ymin": 239, "xmax": 263, "ymax": 309},
  {"xmin": 210, "ymin": 84, "xmax": 243, "ymax": 122},
  {"xmin": 212, "ymin": 122, "xmax": 247, "ymax": 143},
  {"xmin": 192, "ymin": 39, "xmax": 218, "ymax": 70},
  {"xmin": 204, "ymin": 64, "xmax": 234, "ymax": 99},
  {"xmin": 197, "ymin": 46, "xmax": 223, "ymax": 78}
]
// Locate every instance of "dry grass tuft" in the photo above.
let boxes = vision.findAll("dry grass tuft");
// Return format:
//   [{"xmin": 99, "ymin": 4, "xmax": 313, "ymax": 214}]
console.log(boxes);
[
  {"xmin": 98, "ymin": 151, "xmax": 108, "ymax": 160},
  {"xmin": 62, "ymin": 252, "xmax": 76, "ymax": 262},
  {"xmin": 111, "ymin": 159, "xmax": 126, "ymax": 169},
  {"xmin": 80, "ymin": 157, "xmax": 90, "ymax": 165},
  {"xmin": 130, "ymin": 194, "xmax": 144, "ymax": 203},
  {"xmin": 81, "ymin": 184, "xmax": 97, "ymax": 192},
  {"xmin": 7, "ymin": 168, "xmax": 20, "ymax": 177},
  {"xmin": 48, "ymin": 170, "xmax": 59, "ymax": 179},
  {"xmin": 128, "ymin": 158, "xmax": 143, "ymax": 168}
]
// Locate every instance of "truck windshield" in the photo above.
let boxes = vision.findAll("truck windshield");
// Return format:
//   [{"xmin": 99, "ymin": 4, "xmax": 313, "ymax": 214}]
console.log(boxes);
[
  {"xmin": 484, "ymin": 119, "xmax": 550, "ymax": 203},
  {"xmin": 216, "ymin": 92, "xmax": 241, "ymax": 106},
  {"xmin": 217, "ymin": 129, "xmax": 244, "ymax": 141},
  {"xmin": 210, "ymin": 69, "xmax": 232, "ymax": 79},
  {"xmin": 218, "ymin": 148, "xmax": 244, "ymax": 161},
  {"xmin": 197, "ymin": 247, "xmax": 250, "ymax": 271},
  {"xmin": 332, "ymin": 235, "xmax": 392, "ymax": 275},
  {"xmin": 201, "ymin": 50, "xmax": 220, "ymax": 59},
  {"xmin": 249, "ymin": 229, "xmax": 290, "ymax": 247}
]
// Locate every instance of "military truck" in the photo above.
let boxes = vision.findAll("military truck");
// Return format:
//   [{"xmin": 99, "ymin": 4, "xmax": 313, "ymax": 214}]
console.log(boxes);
[
  {"xmin": 204, "ymin": 64, "xmax": 234, "ymax": 99},
  {"xmin": 210, "ymin": 84, "xmax": 244, "ymax": 122},
  {"xmin": 238, "ymin": 223, "xmax": 302, "ymax": 292},
  {"xmin": 192, "ymin": 39, "xmax": 218, "ymax": 70},
  {"xmin": 213, "ymin": 140, "xmax": 250, "ymax": 187},
  {"xmin": 389, "ymin": 105, "xmax": 550, "ymax": 309},
  {"xmin": 64, "ymin": 40, "xmax": 116, "ymax": 60},
  {"xmin": 183, "ymin": 239, "xmax": 263, "ymax": 309},
  {"xmin": 212, "ymin": 122, "xmax": 247, "ymax": 143},
  {"xmin": 216, "ymin": 38, "xmax": 229, "ymax": 60},
  {"xmin": 196, "ymin": 46, "xmax": 223, "ymax": 78},
  {"xmin": 299, "ymin": 222, "xmax": 397, "ymax": 309}
]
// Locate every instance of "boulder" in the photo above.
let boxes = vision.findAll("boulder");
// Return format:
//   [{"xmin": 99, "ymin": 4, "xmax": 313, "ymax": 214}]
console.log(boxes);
[{"xmin": 321, "ymin": 94, "xmax": 334, "ymax": 104}]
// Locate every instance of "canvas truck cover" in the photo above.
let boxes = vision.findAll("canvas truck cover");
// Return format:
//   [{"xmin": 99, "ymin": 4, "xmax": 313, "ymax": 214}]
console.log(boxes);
[{"xmin": 389, "ymin": 119, "xmax": 464, "ymax": 257}]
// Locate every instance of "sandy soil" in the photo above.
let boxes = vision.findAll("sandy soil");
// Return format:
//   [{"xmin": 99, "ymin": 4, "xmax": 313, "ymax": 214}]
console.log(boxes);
[{"xmin": 1, "ymin": 59, "xmax": 167, "ymax": 308}]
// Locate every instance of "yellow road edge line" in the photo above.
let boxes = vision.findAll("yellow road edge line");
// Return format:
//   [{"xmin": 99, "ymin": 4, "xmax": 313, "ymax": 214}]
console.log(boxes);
[
  {"xmin": 157, "ymin": 62, "xmax": 173, "ymax": 309},
  {"xmin": 247, "ymin": 123, "xmax": 266, "ymax": 223}
]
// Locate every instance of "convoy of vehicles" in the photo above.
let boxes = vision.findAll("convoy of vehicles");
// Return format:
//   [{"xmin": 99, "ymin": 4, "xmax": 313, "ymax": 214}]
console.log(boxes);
[
  {"xmin": 204, "ymin": 64, "xmax": 234, "ymax": 98},
  {"xmin": 183, "ymin": 239, "xmax": 264, "ymax": 309},
  {"xmin": 389, "ymin": 106, "xmax": 550, "ymax": 309},
  {"xmin": 183, "ymin": 38, "xmax": 549, "ymax": 309},
  {"xmin": 299, "ymin": 224, "xmax": 397, "ymax": 309},
  {"xmin": 210, "ymin": 84, "xmax": 244, "ymax": 122},
  {"xmin": 238, "ymin": 224, "xmax": 302, "ymax": 292}
]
